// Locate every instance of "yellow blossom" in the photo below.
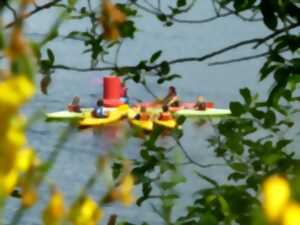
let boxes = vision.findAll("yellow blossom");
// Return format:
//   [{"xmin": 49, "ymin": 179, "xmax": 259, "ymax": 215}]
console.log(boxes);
[
  {"xmin": 69, "ymin": 196, "xmax": 103, "ymax": 225},
  {"xmin": 0, "ymin": 168, "xmax": 18, "ymax": 197},
  {"xmin": 262, "ymin": 175, "xmax": 290, "ymax": 222},
  {"xmin": 0, "ymin": 75, "xmax": 35, "ymax": 116},
  {"xmin": 21, "ymin": 182, "xmax": 38, "ymax": 208},
  {"xmin": 17, "ymin": 148, "xmax": 39, "ymax": 172},
  {"xmin": 99, "ymin": 0, "xmax": 126, "ymax": 41},
  {"xmin": 111, "ymin": 174, "xmax": 135, "ymax": 206},
  {"xmin": 5, "ymin": 26, "xmax": 31, "ymax": 60},
  {"xmin": 21, "ymin": 0, "xmax": 36, "ymax": 5},
  {"xmin": 282, "ymin": 202, "xmax": 300, "ymax": 225},
  {"xmin": 42, "ymin": 189, "xmax": 65, "ymax": 225}
]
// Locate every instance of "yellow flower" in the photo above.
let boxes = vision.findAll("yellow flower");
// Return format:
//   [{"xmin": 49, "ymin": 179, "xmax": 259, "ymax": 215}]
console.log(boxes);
[
  {"xmin": 42, "ymin": 189, "xmax": 65, "ymax": 225},
  {"xmin": 21, "ymin": 184, "xmax": 38, "ymax": 208},
  {"xmin": 17, "ymin": 148, "xmax": 39, "ymax": 172},
  {"xmin": 0, "ymin": 75, "xmax": 35, "ymax": 115},
  {"xmin": 0, "ymin": 168, "xmax": 18, "ymax": 197},
  {"xmin": 111, "ymin": 174, "xmax": 135, "ymax": 206},
  {"xmin": 99, "ymin": 0, "xmax": 126, "ymax": 41},
  {"xmin": 262, "ymin": 175, "xmax": 290, "ymax": 222},
  {"xmin": 69, "ymin": 196, "xmax": 103, "ymax": 225},
  {"xmin": 5, "ymin": 26, "xmax": 31, "ymax": 60},
  {"xmin": 282, "ymin": 202, "xmax": 300, "ymax": 225}
]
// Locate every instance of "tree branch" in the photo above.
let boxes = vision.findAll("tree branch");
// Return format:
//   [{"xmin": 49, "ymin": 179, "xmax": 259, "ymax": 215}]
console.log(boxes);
[
  {"xmin": 5, "ymin": 0, "xmax": 62, "ymax": 28},
  {"xmin": 131, "ymin": 0, "xmax": 234, "ymax": 24},
  {"xmin": 174, "ymin": 138, "xmax": 223, "ymax": 168},
  {"xmin": 208, "ymin": 52, "xmax": 269, "ymax": 66},
  {"xmin": 51, "ymin": 24, "xmax": 299, "ymax": 73},
  {"xmin": 253, "ymin": 22, "xmax": 300, "ymax": 49}
]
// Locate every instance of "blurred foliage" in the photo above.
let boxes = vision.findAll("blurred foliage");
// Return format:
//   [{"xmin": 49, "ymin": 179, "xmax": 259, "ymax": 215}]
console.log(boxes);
[{"xmin": 0, "ymin": 0, "xmax": 300, "ymax": 225}]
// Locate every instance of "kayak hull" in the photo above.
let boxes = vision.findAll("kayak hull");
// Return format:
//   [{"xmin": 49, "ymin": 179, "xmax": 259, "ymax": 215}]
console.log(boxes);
[
  {"xmin": 175, "ymin": 108, "xmax": 231, "ymax": 117},
  {"xmin": 45, "ymin": 108, "xmax": 93, "ymax": 120},
  {"xmin": 127, "ymin": 109, "xmax": 153, "ymax": 131},
  {"xmin": 79, "ymin": 105, "xmax": 129, "ymax": 127},
  {"xmin": 154, "ymin": 119, "xmax": 176, "ymax": 129}
]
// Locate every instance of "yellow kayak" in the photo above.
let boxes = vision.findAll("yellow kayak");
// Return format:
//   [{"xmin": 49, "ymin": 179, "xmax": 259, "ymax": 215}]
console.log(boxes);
[
  {"xmin": 154, "ymin": 119, "xmax": 176, "ymax": 129},
  {"xmin": 79, "ymin": 105, "xmax": 128, "ymax": 127},
  {"xmin": 127, "ymin": 109, "xmax": 153, "ymax": 131}
]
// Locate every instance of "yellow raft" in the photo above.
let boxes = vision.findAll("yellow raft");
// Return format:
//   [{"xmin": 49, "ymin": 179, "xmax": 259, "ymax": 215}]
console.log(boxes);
[
  {"xmin": 154, "ymin": 119, "xmax": 177, "ymax": 129},
  {"xmin": 127, "ymin": 108, "xmax": 153, "ymax": 131},
  {"xmin": 79, "ymin": 105, "xmax": 128, "ymax": 127}
]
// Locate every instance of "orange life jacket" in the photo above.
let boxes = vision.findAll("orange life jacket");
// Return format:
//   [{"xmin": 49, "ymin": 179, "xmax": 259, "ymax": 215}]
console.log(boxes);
[{"xmin": 140, "ymin": 112, "xmax": 150, "ymax": 121}]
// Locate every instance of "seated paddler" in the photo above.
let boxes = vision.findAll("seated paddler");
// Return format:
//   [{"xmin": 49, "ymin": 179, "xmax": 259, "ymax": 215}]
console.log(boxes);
[
  {"xmin": 162, "ymin": 86, "xmax": 180, "ymax": 107},
  {"xmin": 158, "ymin": 105, "xmax": 173, "ymax": 121},
  {"xmin": 134, "ymin": 106, "xmax": 150, "ymax": 121},
  {"xmin": 194, "ymin": 96, "xmax": 206, "ymax": 111},
  {"xmin": 92, "ymin": 99, "xmax": 108, "ymax": 118},
  {"xmin": 68, "ymin": 96, "xmax": 82, "ymax": 112}
]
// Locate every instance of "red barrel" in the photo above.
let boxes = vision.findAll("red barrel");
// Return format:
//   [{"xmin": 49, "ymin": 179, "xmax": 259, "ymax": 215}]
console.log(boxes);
[{"xmin": 103, "ymin": 76, "xmax": 123, "ymax": 107}]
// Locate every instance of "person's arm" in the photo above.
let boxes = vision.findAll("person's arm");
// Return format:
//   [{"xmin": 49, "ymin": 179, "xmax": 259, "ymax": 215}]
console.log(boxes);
[{"xmin": 168, "ymin": 96, "xmax": 180, "ymax": 106}]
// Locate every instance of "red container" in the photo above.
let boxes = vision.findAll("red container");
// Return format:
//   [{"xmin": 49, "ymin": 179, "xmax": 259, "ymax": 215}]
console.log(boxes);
[{"xmin": 103, "ymin": 76, "xmax": 123, "ymax": 107}]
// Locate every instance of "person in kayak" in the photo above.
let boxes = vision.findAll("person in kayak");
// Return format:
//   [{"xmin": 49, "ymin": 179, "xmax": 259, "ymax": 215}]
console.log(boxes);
[
  {"xmin": 120, "ymin": 83, "xmax": 129, "ymax": 104},
  {"xmin": 134, "ymin": 106, "xmax": 150, "ymax": 121},
  {"xmin": 68, "ymin": 96, "xmax": 81, "ymax": 112},
  {"xmin": 194, "ymin": 96, "xmax": 206, "ymax": 111},
  {"xmin": 158, "ymin": 105, "xmax": 173, "ymax": 121},
  {"xmin": 92, "ymin": 99, "xmax": 108, "ymax": 118},
  {"xmin": 162, "ymin": 86, "xmax": 180, "ymax": 107}
]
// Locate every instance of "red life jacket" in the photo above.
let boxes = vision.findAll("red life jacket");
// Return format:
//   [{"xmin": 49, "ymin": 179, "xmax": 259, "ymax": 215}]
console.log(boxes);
[
  {"xmin": 68, "ymin": 104, "xmax": 81, "ymax": 112},
  {"xmin": 195, "ymin": 102, "xmax": 206, "ymax": 111},
  {"xmin": 159, "ymin": 112, "xmax": 172, "ymax": 121}
]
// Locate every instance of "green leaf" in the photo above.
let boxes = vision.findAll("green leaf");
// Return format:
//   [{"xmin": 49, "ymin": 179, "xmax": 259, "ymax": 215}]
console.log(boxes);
[
  {"xmin": 240, "ymin": 88, "xmax": 251, "ymax": 105},
  {"xmin": 112, "ymin": 163, "xmax": 122, "ymax": 179},
  {"xmin": 142, "ymin": 182, "xmax": 152, "ymax": 197},
  {"xmin": 150, "ymin": 50, "xmax": 162, "ymax": 63},
  {"xmin": 260, "ymin": 0, "xmax": 277, "ymax": 30},
  {"xmin": 0, "ymin": 30, "xmax": 4, "ymax": 50},
  {"xmin": 68, "ymin": 0, "xmax": 76, "ymax": 6},
  {"xmin": 198, "ymin": 212, "xmax": 218, "ymax": 225},
  {"xmin": 157, "ymin": 14, "xmax": 167, "ymax": 22},
  {"xmin": 262, "ymin": 153, "xmax": 282, "ymax": 165},
  {"xmin": 263, "ymin": 110, "xmax": 276, "ymax": 128},
  {"xmin": 250, "ymin": 108, "xmax": 265, "ymax": 119},
  {"xmin": 160, "ymin": 61, "xmax": 170, "ymax": 75},
  {"xmin": 260, "ymin": 63, "xmax": 277, "ymax": 81},
  {"xmin": 40, "ymin": 75, "xmax": 51, "ymax": 95},
  {"xmin": 276, "ymin": 139, "xmax": 291, "ymax": 149},
  {"xmin": 230, "ymin": 163, "xmax": 248, "ymax": 172},
  {"xmin": 230, "ymin": 101, "xmax": 246, "ymax": 116},
  {"xmin": 116, "ymin": 3, "xmax": 137, "ymax": 16},
  {"xmin": 47, "ymin": 48, "xmax": 55, "ymax": 64},
  {"xmin": 120, "ymin": 20, "xmax": 136, "ymax": 39},
  {"xmin": 195, "ymin": 171, "xmax": 218, "ymax": 187},
  {"xmin": 177, "ymin": 0, "xmax": 187, "ymax": 7},
  {"xmin": 218, "ymin": 195, "xmax": 230, "ymax": 217}
]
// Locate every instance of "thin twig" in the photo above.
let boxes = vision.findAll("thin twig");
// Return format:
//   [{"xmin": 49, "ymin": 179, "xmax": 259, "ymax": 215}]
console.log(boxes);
[
  {"xmin": 5, "ymin": 2, "xmax": 18, "ymax": 20},
  {"xmin": 174, "ymin": 138, "xmax": 223, "ymax": 168},
  {"xmin": 253, "ymin": 22, "xmax": 300, "ymax": 49},
  {"xmin": 5, "ymin": 0, "xmax": 62, "ymax": 28}
]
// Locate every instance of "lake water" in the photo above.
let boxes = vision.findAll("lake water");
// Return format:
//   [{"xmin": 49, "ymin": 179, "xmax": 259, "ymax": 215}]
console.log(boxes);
[{"xmin": 5, "ymin": 1, "xmax": 272, "ymax": 224}]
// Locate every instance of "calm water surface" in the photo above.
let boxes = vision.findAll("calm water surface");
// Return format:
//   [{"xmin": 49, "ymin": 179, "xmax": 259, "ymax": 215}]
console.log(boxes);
[{"xmin": 5, "ymin": 1, "xmax": 272, "ymax": 224}]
